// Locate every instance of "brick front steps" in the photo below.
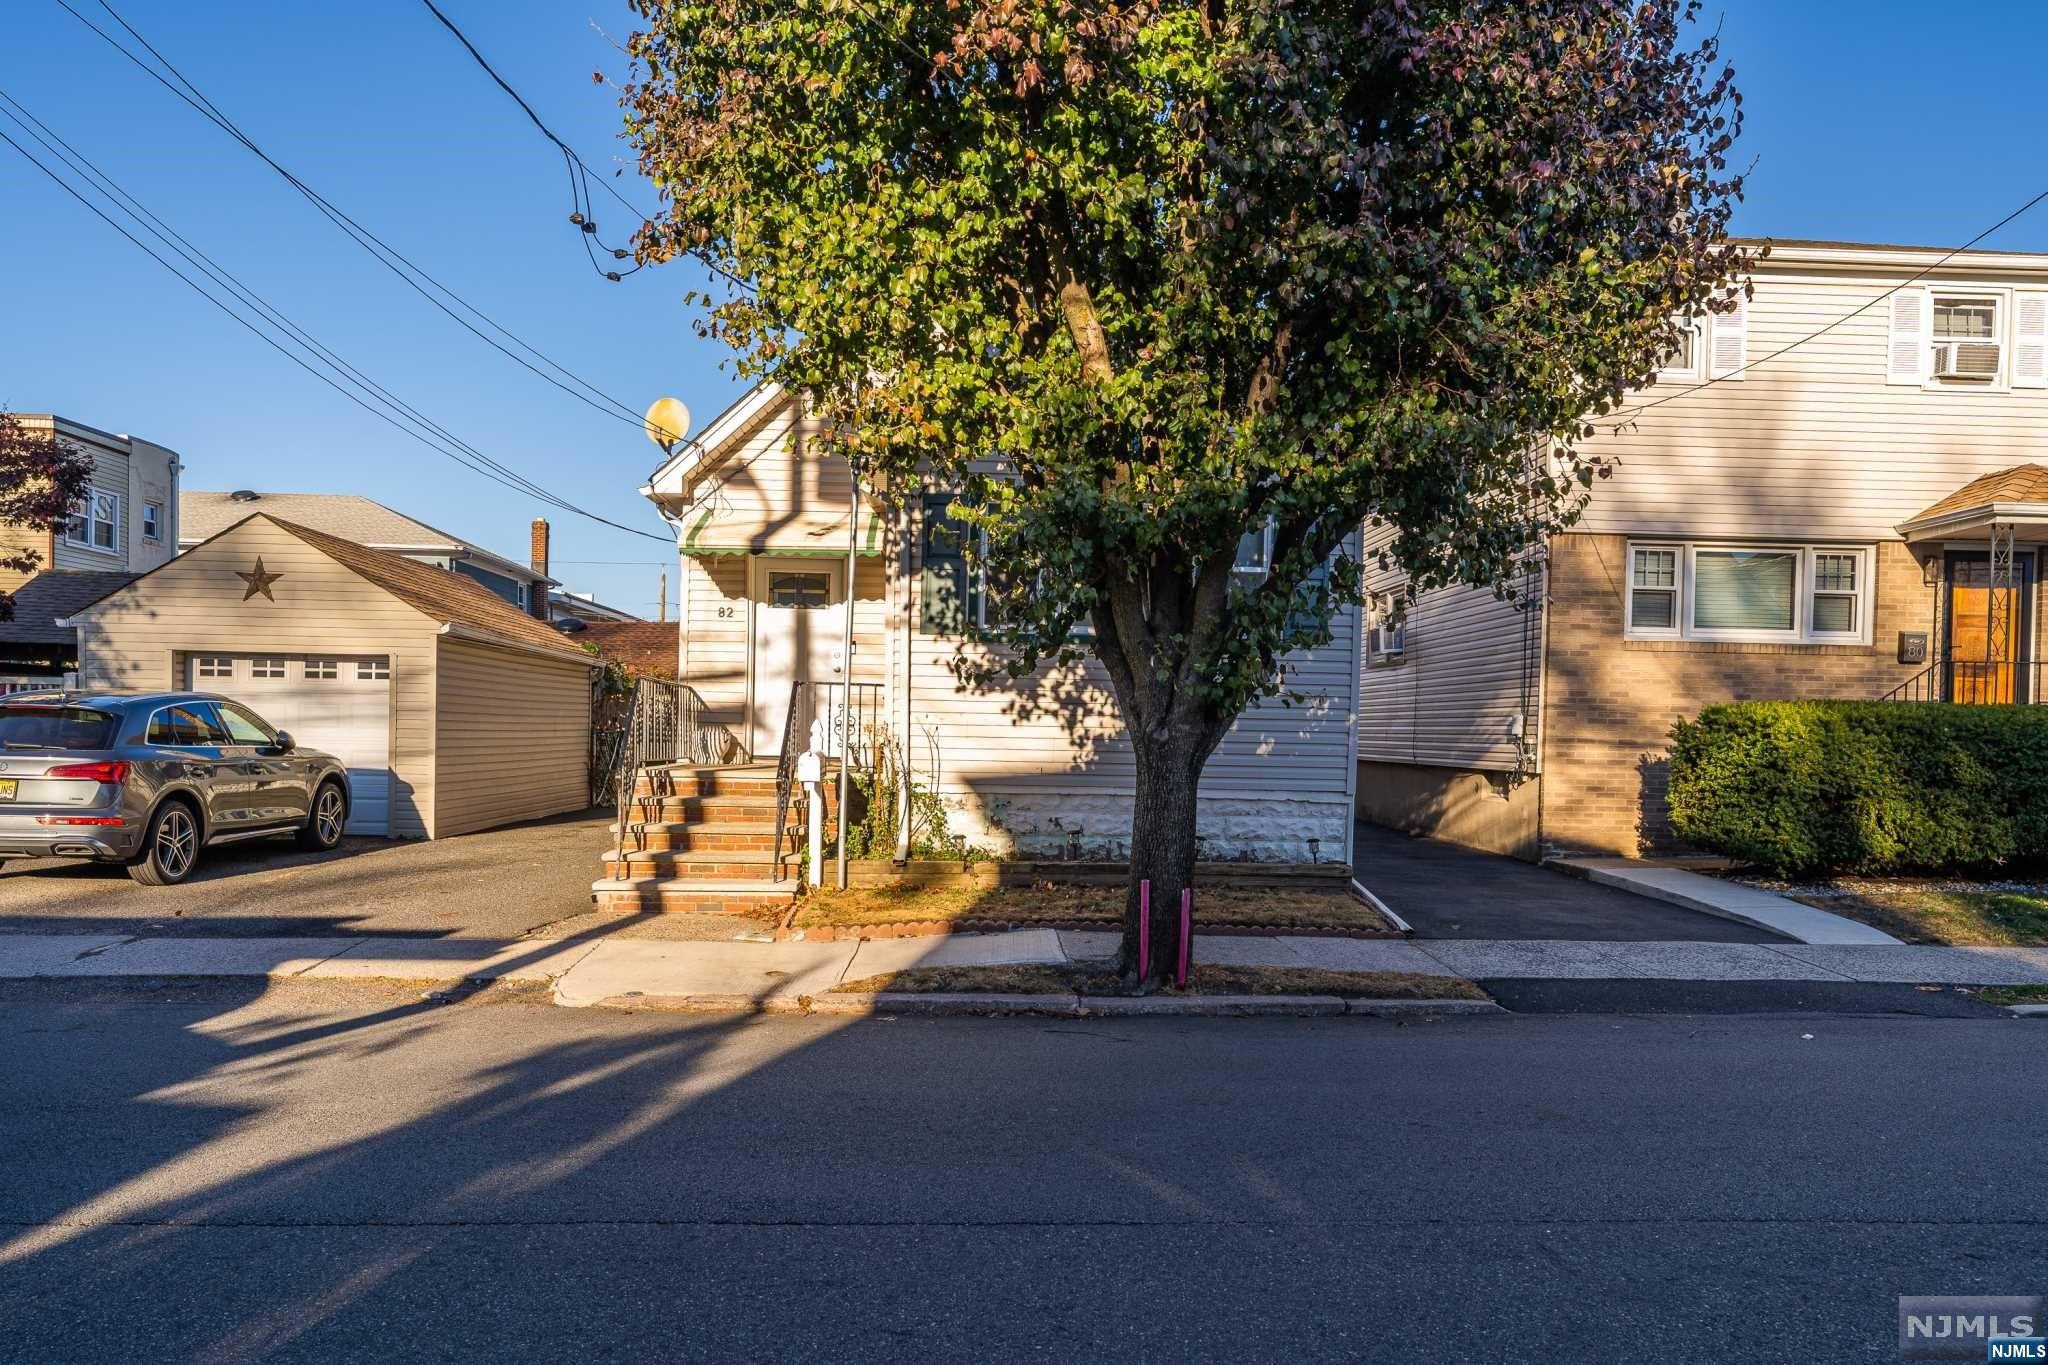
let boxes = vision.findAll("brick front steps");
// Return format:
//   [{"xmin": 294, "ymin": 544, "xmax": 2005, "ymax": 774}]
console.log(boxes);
[
  {"xmin": 591, "ymin": 876, "xmax": 799, "ymax": 915},
  {"xmin": 596, "ymin": 761, "xmax": 818, "ymax": 916}
]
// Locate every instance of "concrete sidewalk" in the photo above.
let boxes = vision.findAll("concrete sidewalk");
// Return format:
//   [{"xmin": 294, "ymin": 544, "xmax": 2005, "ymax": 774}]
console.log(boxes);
[{"xmin": 4, "ymin": 929, "xmax": 2047, "ymax": 1002}]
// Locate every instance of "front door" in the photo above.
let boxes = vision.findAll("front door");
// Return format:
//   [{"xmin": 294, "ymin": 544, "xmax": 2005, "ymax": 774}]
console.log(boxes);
[
  {"xmin": 1945, "ymin": 552, "xmax": 2034, "ymax": 702},
  {"xmin": 749, "ymin": 560, "xmax": 844, "ymax": 757}
]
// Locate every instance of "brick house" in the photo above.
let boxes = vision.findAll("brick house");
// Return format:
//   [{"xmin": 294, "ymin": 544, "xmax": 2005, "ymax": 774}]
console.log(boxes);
[{"xmin": 1355, "ymin": 239, "xmax": 2048, "ymax": 860}]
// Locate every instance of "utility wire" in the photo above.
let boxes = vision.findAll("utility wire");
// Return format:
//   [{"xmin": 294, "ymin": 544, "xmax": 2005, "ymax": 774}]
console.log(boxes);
[
  {"xmin": 56, "ymin": 0, "xmax": 697, "ymax": 448},
  {"xmin": 1601, "ymin": 187, "xmax": 2048, "ymax": 429},
  {"xmin": 0, "ymin": 88, "xmax": 607, "ymax": 523},
  {"xmin": 0, "ymin": 103, "xmax": 669, "ymax": 544},
  {"xmin": 420, "ymin": 0, "xmax": 647, "ymax": 283}
]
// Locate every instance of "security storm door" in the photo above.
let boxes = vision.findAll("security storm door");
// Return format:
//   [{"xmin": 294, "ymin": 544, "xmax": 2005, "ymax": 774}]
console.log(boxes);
[
  {"xmin": 187, "ymin": 654, "xmax": 394, "ymax": 835},
  {"xmin": 748, "ymin": 560, "xmax": 845, "ymax": 759},
  {"xmin": 1944, "ymin": 553, "xmax": 2034, "ymax": 704}
]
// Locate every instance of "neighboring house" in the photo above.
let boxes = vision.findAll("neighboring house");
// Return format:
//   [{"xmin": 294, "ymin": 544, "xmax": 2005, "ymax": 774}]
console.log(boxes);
[
  {"xmin": 0, "ymin": 415, "xmax": 181, "ymax": 596},
  {"xmin": 179, "ymin": 492, "xmax": 556, "ymax": 619},
  {"xmin": 67, "ymin": 514, "xmax": 597, "ymax": 839},
  {"xmin": 1356, "ymin": 238, "xmax": 2048, "ymax": 860},
  {"xmin": 0, "ymin": 570, "xmax": 137, "ymax": 690},
  {"xmin": 637, "ymin": 382, "xmax": 1362, "ymax": 865},
  {"xmin": 550, "ymin": 589, "xmax": 643, "ymax": 622},
  {"xmin": 580, "ymin": 620, "xmax": 678, "ymax": 680}
]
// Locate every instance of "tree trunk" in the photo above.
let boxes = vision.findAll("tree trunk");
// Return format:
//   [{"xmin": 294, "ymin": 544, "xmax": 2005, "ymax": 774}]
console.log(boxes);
[{"xmin": 1120, "ymin": 724, "xmax": 1211, "ymax": 987}]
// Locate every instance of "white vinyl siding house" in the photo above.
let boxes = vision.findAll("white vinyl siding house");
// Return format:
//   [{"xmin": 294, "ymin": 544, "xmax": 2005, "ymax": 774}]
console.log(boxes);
[{"xmin": 645, "ymin": 386, "xmax": 1363, "ymax": 864}]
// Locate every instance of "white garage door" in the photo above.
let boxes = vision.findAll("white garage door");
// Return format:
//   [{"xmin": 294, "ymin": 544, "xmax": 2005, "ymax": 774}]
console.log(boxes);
[{"xmin": 188, "ymin": 653, "xmax": 394, "ymax": 836}]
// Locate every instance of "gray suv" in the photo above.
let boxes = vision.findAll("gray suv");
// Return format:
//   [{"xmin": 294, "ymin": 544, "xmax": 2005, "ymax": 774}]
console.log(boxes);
[{"xmin": 0, "ymin": 691, "xmax": 351, "ymax": 885}]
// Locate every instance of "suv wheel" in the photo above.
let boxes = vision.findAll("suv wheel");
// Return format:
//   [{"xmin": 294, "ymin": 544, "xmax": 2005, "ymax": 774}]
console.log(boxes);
[
  {"xmin": 298, "ymin": 782, "xmax": 347, "ymax": 851},
  {"xmin": 129, "ymin": 800, "xmax": 201, "ymax": 886}
]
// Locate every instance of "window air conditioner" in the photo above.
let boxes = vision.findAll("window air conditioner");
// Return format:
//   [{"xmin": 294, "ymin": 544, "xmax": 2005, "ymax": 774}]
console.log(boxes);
[{"xmin": 1931, "ymin": 341, "xmax": 2000, "ymax": 379}]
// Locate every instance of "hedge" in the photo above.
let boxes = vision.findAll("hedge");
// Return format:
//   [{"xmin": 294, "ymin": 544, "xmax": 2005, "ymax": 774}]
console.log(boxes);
[{"xmin": 1665, "ymin": 701, "xmax": 2048, "ymax": 878}]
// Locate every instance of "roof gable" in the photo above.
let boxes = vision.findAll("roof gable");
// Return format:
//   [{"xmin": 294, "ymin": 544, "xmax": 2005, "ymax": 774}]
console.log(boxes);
[
  {"xmin": 73, "ymin": 515, "xmax": 592, "ymax": 664},
  {"xmin": 1908, "ymin": 464, "xmax": 2048, "ymax": 524}
]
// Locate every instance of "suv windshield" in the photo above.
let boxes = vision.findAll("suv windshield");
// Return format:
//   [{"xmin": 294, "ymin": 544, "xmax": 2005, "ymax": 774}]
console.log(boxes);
[{"xmin": 0, "ymin": 706, "xmax": 117, "ymax": 751}]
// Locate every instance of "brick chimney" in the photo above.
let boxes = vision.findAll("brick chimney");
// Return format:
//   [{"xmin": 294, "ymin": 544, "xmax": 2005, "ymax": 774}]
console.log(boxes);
[{"xmin": 529, "ymin": 519, "xmax": 551, "ymax": 619}]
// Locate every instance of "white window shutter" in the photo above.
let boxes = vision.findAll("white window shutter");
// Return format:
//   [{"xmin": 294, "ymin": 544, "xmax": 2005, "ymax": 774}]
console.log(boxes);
[
  {"xmin": 1887, "ymin": 289, "xmax": 1927, "ymax": 384},
  {"xmin": 2014, "ymin": 293, "xmax": 2048, "ymax": 388},
  {"xmin": 1708, "ymin": 296, "xmax": 1747, "ymax": 380}
]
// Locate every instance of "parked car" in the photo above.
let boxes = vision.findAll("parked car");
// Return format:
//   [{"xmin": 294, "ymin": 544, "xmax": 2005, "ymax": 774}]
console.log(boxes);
[{"xmin": 0, "ymin": 691, "xmax": 351, "ymax": 885}]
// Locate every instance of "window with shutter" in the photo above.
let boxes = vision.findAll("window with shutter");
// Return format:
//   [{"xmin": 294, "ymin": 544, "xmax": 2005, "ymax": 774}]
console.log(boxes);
[
  {"xmin": 1708, "ymin": 296, "xmax": 1747, "ymax": 380},
  {"xmin": 2015, "ymin": 293, "xmax": 2048, "ymax": 388},
  {"xmin": 1887, "ymin": 289, "xmax": 1927, "ymax": 384}
]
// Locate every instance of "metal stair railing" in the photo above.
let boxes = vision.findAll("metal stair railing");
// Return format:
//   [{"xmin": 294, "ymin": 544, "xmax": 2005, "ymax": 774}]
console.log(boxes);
[
  {"xmin": 772, "ymin": 681, "xmax": 886, "ymax": 879},
  {"xmin": 612, "ymin": 678, "xmax": 746, "ymax": 856}
]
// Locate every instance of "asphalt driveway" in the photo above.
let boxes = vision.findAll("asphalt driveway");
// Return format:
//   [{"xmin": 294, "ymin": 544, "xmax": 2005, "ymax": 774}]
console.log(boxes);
[
  {"xmin": 1354, "ymin": 820, "xmax": 1785, "ymax": 942},
  {"xmin": 0, "ymin": 809, "xmax": 618, "ymax": 940}
]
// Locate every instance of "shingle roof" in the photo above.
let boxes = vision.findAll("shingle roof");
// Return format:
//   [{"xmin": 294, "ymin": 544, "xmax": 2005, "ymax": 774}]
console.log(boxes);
[
  {"xmin": 0, "ymin": 570, "xmax": 138, "ymax": 643},
  {"xmin": 1908, "ymin": 464, "xmax": 2048, "ymax": 524},
  {"xmin": 262, "ymin": 518, "xmax": 593, "ymax": 664},
  {"xmin": 181, "ymin": 492, "xmax": 462, "ymax": 548},
  {"xmin": 579, "ymin": 621, "xmax": 678, "ymax": 679},
  {"xmin": 180, "ymin": 492, "xmax": 549, "ymax": 586}
]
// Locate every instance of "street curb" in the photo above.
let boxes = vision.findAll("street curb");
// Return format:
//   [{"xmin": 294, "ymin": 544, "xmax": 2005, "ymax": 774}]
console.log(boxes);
[
  {"xmin": 2006, "ymin": 1004, "xmax": 2048, "ymax": 1018},
  {"xmin": 1346, "ymin": 997, "xmax": 1506, "ymax": 1017},
  {"xmin": 558, "ymin": 989, "xmax": 1497, "ymax": 1018},
  {"xmin": 1077, "ymin": 994, "xmax": 1349, "ymax": 1017}
]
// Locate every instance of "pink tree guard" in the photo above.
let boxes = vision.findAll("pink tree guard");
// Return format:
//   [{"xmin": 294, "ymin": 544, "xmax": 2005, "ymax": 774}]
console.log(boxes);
[
  {"xmin": 1138, "ymin": 879, "xmax": 1151, "ymax": 980},
  {"xmin": 1176, "ymin": 887, "xmax": 1191, "ymax": 987}
]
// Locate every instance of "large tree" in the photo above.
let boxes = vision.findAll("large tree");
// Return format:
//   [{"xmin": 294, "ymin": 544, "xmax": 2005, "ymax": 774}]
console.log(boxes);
[
  {"xmin": 0, "ymin": 411, "xmax": 91, "ymax": 621},
  {"xmin": 623, "ymin": 0, "xmax": 1749, "ymax": 981}
]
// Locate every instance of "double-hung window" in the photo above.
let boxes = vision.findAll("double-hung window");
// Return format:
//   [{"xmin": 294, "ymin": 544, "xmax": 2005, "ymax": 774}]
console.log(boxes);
[
  {"xmin": 142, "ymin": 501, "xmax": 163, "ymax": 541},
  {"xmin": 64, "ymin": 488, "xmax": 121, "ymax": 554},
  {"xmin": 1626, "ymin": 543, "xmax": 1872, "ymax": 644}
]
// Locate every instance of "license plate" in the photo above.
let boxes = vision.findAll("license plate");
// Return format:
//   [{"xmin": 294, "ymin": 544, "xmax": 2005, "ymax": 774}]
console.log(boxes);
[{"xmin": 0, "ymin": 780, "xmax": 15, "ymax": 801}]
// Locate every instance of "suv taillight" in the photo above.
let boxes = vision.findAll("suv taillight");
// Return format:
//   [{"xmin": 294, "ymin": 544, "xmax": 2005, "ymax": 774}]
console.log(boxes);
[{"xmin": 46, "ymin": 761, "xmax": 130, "ymax": 784}]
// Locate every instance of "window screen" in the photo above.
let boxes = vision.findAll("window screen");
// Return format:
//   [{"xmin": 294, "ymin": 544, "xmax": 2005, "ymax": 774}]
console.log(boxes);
[
  {"xmin": 1692, "ymin": 550, "xmax": 1796, "ymax": 632},
  {"xmin": 1932, "ymin": 298, "xmax": 1996, "ymax": 340},
  {"xmin": 1630, "ymin": 548, "xmax": 1679, "ymax": 630},
  {"xmin": 1810, "ymin": 553, "xmax": 1860, "ymax": 635}
]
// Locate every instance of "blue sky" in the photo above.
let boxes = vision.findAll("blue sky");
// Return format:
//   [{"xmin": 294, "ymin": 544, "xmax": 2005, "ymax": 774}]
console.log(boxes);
[{"xmin": 4, "ymin": 1, "xmax": 2047, "ymax": 614}]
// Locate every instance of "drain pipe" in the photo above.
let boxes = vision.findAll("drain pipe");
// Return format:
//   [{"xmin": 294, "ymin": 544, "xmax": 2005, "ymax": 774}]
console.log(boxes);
[
  {"xmin": 836, "ymin": 463, "xmax": 860, "ymax": 891},
  {"xmin": 894, "ymin": 498, "xmax": 914, "ymax": 867}
]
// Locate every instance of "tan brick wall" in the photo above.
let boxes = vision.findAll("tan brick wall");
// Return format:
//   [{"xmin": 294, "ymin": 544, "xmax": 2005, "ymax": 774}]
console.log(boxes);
[{"xmin": 1539, "ymin": 533, "xmax": 1948, "ymax": 857}]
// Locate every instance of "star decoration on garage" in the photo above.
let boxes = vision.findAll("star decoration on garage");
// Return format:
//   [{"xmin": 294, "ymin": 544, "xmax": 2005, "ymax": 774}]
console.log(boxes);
[{"xmin": 237, "ymin": 557, "xmax": 284, "ymax": 601}]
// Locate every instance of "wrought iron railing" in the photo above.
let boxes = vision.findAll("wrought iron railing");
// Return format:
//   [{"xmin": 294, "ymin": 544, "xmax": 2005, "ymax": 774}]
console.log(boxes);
[
  {"xmin": 1880, "ymin": 654, "xmax": 2044, "ymax": 705},
  {"xmin": 772, "ymin": 681, "xmax": 886, "ymax": 879},
  {"xmin": 611, "ymin": 677, "xmax": 746, "ymax": 854}
]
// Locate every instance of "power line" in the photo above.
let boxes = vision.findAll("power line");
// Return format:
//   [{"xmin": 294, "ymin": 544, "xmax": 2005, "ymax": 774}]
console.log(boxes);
[
  {"xmin": 0, "ymin": 87, "xmax": 605, "ymax": 524},
  {"xmin": 417, "ymin": 0, "xmax": 646, "ymax": 281},
  {"xmin": 0, "ymin": 97, "xmax": 670, "ymax": 545},
  {"xmin": 55, "ymin": 0, "xmax": 696, "ymax": 448},
  {"xmin": 1600, "ymin": 188, "xmax": 2048, "ymax": 429}
]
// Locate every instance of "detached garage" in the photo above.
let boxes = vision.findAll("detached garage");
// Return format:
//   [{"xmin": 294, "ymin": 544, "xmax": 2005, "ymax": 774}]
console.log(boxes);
[{"xmin": 66, "ymin": 513, "xmax": 597, "ymax": 839}]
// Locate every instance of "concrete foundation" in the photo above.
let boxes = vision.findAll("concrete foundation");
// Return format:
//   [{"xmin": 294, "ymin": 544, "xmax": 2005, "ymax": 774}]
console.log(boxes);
[{"xmin": 1354, "ymin": 759, "xmax": 1540, "ymax": 862}]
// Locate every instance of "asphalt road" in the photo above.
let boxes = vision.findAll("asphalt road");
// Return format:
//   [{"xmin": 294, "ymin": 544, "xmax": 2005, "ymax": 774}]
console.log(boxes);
[{"xmin": 0, "ymin": 980, "xmax": 2041, "ymax": 1363}]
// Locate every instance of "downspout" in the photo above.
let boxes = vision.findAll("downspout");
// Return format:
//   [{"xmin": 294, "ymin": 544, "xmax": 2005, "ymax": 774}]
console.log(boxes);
[
  {"xmin": 835, "ymin": 464, "xmax": 859, "ymax": 891},
  {"xmin": 895, "ymin": 495, "xmax": 914, "ymax": 866}
]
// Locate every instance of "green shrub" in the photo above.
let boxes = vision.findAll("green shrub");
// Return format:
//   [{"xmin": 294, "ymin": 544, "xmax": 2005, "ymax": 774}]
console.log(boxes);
[{"xmin": 1666, "ymin": 701, "xmax": 2048, "ymax": 877}]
